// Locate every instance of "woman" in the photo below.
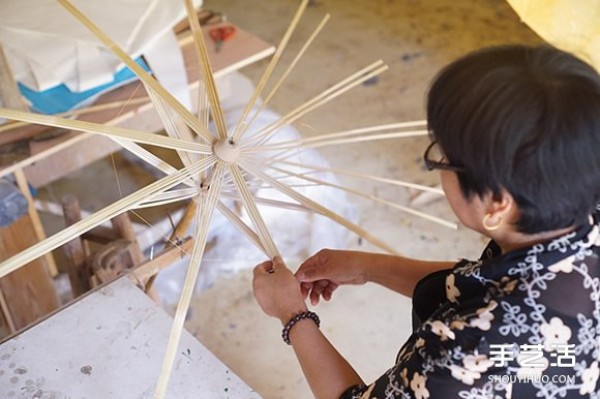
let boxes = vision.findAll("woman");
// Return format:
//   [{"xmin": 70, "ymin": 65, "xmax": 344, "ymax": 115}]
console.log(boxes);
[{"xmin": 252, "ymin": 45, "xmax": 600, "ymax": 398}]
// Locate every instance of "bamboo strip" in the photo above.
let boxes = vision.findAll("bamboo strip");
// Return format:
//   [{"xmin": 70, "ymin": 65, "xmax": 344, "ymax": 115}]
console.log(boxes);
[
  {"xmin": 258, "ymin": 64, "xmax": 389, "ymax": 144},
  {"xmin": 238, "ymin": 14, "xmax": 330, "ymax": 139},
  {"xmin": 249, "ymin": 129, "xmax": 428, "ymax": 153},
  {"xmin": 111, "ymin": 137, "xmax": 197, "ymax": 188},
  {"xmin": 216, "ymin": 201, "xmax": 264, "ymax": 253},
  {"xmin": 184, "ymin": 0, "xmax": 227, "ymax": 140},
  {"xmin": 0, "ymin": 156, "xmax": 216, "ymax": 279},
  {"xmin": 245, "ymin": 61, "xmax": 387, "ymax": 146},
  {"xmin": 241, "ymin": 160, "xmax": 399, "ymax": 254},
  {"xmin": 231, "ymin": 0, "xmax": 310, "ymax": 142},
  {"xmin": 220, "ymin": 191, "xmax": 310, "ymax": 212},
  {"xmin": 0, "ymin": 109, "xmax": 211, "ymax": 154},
  {"xmin": 57, "ymin": 0, "xmax": 215, "ymax": 144},
  {"xmin": 229, "ymin": 164, "xmax": 278, "ymax": 257},
  {"xmin": 145, "ymin": 87, "xmax": 196, "ymax": 168},
  {"xmin": 0, "ymin": 287, "xmax": 16, "ymax": 333},
  {"xmin": 273, "ymin": 159, "xmax": 444, "ymax": 194},
  {"xmin": 13, "ymin": 169, "xmax": 59, "ymax": 276},
  {"xmin": 136, "ymin": 187, "xmax": 200, "ymax": 209},
  {"xmin": 268, "ymin": 164, "xmax": 457, "ymax": 229},
  {"xmin": 0, "ymin": 97, "xmax": 151, "ymax": 134},
  {"xmin": 154, "ymin": 163, "xmax": 226, "ymax": 399}
]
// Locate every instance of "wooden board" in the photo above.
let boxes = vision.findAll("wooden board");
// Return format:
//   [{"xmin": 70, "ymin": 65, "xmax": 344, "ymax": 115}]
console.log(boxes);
[
  {"xmin": 0, "ymin": 214, "xmax": 59, "ymax": 330},
  {"xmin": 0, "ymin": 277, "xmax": 261, "ymax": 398}
]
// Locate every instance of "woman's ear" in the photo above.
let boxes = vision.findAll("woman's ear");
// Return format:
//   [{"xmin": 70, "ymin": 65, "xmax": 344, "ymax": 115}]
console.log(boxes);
[{"xmin": 481, "ymin": 190, "xmax": 515, "ymax": 231}]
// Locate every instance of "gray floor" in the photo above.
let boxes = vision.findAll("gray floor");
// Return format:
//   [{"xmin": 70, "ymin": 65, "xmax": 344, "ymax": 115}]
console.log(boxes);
[{"xmin": 36, "ymin": 1, "xmax": 543, "ymax": 398}]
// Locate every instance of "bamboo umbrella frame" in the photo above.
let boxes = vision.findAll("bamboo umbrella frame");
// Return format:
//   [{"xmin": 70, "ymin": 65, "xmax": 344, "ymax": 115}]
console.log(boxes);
[{"xmin": 0, "ymin": 0, "xmax": 456, "ymax": 397}]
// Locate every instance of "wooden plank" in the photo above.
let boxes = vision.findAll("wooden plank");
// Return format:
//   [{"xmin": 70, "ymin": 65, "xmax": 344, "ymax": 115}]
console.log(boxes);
[{"xmin": 0, "ymin": 214, "xmax": 59, "ymax": 330}]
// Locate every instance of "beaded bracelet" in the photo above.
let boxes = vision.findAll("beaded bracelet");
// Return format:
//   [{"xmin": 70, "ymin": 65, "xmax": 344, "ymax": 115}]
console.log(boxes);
[{"xmin": 281, "ymin": 311, "xmax": 320, "ymax": 345}]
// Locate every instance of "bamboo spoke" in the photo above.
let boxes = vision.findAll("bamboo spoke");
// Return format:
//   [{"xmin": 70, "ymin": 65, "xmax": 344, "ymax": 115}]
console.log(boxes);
[
  {"xmin": 136, "ymin": 187, "xmax": 200, "ymax": 209},
  {"xmin": 0, "ymin": 156, "xmax": 216, "ymax": 279},
  {"xmin": 216, "ymin": 201, "xmax": 264, "ymax": 253},
  {"xmin": 238, "ymin": 14, "xmax": 330, "ymax": 139},
  {"xmin": 184, "ymin": 0, "xmax": 227, "ymax": 139},
  {"xmin": 231, "ymin": 0, "xmax": 309, "ymax": 142},
  {"xmin": 0, "ymin": 108, "xmax": 211, "ymax": 154},
  {"xmin": 220, "ymin": 191, "xmax": 310, "ymax": 212},
  {"xmin": 57, "ymin": 0, "xmax": 215, "ymax": 143},
  {"xmin": 0, "ymin": 97, "xmax": 151, "ymax": 134},
  {"xmin": 248, "ymin": 129, "xmax": 428, "ymax": 153},
  {"xmin": 154, "ymin": 163, "xmax": 226, "ymax": 399},
  {"xmin": 267, "ymin": 164, "xmax": 456, "ymax": 229},
  {"xmin": 240, "ymin": 160, "xmax": 399, "ymax": 254},
  {"xmin": 145, "ymin": 87, "xmax": 197, "ymax": 168},
  {"xmin": 244, "ymin": 61, "xmax": 388, "ymax": 146},
  {"xmin": 229, "ymin": 164, "xmax": 279, "ymax": 257},
  {"xmin": 272, "ymin": 159, "xmax": 444, "ymax": 194}
]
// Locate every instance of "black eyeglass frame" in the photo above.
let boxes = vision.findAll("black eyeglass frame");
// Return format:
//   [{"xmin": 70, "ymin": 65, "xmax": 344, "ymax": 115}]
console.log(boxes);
[{"xmin": 423, "ymin": 140, "xmax": 466, "ymax": 172}]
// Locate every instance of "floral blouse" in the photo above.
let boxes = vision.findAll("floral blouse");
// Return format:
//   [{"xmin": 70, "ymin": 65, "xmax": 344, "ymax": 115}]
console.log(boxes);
[{"xmin": 341, "ymin": 211, "xmax": 600, "ymax": 399}]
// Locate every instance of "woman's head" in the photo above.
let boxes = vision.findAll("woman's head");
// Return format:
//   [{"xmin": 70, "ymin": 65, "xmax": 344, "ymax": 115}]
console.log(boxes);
[{"xmin": 427, "ymin": 45, "xmax": 600, "ymax": 234}]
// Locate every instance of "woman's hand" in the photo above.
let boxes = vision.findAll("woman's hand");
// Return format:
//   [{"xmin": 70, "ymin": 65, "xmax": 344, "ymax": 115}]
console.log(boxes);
[
  {"xmin": 295, "ymin": 249, "xmax": 370, "ymax": 306},
  {"xmin": 253, "ymin": 256, "xmax": 308, "ymax": 324}
]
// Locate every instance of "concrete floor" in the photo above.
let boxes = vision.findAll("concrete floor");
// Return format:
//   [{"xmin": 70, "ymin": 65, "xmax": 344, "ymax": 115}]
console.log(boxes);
[
  {"xmin": 183, "ymin": 1, "xmax": 542, "ymax": 398},
  {"xmin": 35, "ymin": 1, "xmax": 543, "ymax": 397}
]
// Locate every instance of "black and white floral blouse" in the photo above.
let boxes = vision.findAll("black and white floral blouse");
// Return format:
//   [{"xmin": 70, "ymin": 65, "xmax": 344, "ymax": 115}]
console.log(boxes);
[{"xmin": 342, "ymin": 212, "xmax": 600, "ymax": 399}]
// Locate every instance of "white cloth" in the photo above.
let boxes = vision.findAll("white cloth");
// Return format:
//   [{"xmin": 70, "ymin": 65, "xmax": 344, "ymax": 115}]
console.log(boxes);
[{"xmin": 0, "ymin": 0, "xmax": 202, "ymax": 92}]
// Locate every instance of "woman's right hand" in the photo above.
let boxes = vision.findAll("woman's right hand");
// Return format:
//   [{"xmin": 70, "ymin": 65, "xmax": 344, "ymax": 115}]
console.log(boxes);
[{"xmin": 295, "ymin": 249, "xmax": 370, "ymax": 305}]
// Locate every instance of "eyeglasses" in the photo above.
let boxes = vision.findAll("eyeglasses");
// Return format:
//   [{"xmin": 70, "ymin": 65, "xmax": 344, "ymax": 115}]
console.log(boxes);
[{"xmin": 423, "ymin": 140, "xmax": 465, "ymax": 172}]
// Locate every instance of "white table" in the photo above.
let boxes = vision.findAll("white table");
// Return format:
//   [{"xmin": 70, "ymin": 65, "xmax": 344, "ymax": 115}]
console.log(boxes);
[{"xmin": 0, "ymin": 277, "xmax": 261, "ymax": 398}]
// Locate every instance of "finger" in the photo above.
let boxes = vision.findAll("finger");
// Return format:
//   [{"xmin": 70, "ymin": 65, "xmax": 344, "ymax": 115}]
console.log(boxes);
[
  {"xmin": 296, "ymin": 253, "xmax": 327, "ymax": 282},
  {"xmin": 300, "ymin": 282, "xmax": 312, "ymax": 299},
  {"xmin": 323, "ymin": 283, "xmax": 338, "ymax": 301},
  {"xmin": 271, "ymin": 255, "xmax": 286, "ymax": 270},
  {"xmin": 309, "ymin": 280, "xmax": 329, "ymax": 306}
]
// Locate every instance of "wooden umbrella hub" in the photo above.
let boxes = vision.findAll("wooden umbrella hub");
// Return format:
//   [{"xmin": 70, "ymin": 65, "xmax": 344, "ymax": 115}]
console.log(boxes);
[{"xmin": 213, "ymin": 138, "xmax": 241, "ymax": 163}]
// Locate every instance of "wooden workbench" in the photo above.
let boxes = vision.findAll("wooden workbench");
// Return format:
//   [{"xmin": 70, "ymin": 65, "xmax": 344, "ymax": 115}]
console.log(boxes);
[{"xmin": 0, "ymin": 277, "xmax": 261, "ymax": 398}]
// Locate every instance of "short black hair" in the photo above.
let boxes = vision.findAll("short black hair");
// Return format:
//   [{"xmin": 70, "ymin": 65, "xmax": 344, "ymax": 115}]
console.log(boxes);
[{"xmin": 427, "ymin": 45, "xmax": 600, "ymax": 234}]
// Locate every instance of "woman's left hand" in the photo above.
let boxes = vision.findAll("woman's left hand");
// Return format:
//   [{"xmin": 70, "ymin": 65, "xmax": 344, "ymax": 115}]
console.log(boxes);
[{"xmin": 253, "ymin": 256, "xmax": 308, "ymax": 324}]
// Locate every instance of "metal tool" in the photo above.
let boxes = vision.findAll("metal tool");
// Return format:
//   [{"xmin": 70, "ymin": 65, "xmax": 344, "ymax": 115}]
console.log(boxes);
[{"xmin": 209, "ymin": 25, "xmax": 236, "ymax": 53}]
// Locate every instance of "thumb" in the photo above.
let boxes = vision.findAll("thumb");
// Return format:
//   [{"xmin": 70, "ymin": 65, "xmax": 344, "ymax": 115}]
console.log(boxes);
[
  {"xmin": 271, "ymin": 255, "xmax": 286, "ymax": 270},
  {"xmin": 296, "ymin": 256, "xmax": 328, "ymax": 282}
]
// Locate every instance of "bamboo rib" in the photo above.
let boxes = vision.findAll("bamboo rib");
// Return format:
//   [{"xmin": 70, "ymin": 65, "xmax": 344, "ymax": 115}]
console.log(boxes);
[
  {"xmin": 250, "ymin": 121, "xmax": 427, "ymax": 151},
  {"xmin": 111, "ymin": 138, "xmax": 197, "ymax": 188},
  {"xmin": 229, "ymin": 164, "xmax": 279, "ymax": 257},
  {"xmin": 184, "ymin": 0, "xmax": 227, "ymax": 140},
  {"xmin": 154, "ymin": 163, "xmax": 226, "ymax": 399},
  {"xmin": 240, "ymin": 160, "xmax": 399, "ymax": 254},
  {"xmin": 0, "ymin": 156, "xmax": 216, "ymax": 279},
  {"xmin": 216, "ymin": 201, "xmax": 265, "ymax": 253},
  {"xmin": 273, "ymin": 159, "xmax": 444, "ymax": 194},
  {"xmin": 268, "ymin": 164, "xmax": 457, "ymax": 229},
  {"xmin": 0, "ymin": 97, "xmax": 151, "ymax": 134},
  {"xmin": 136, "ymin": 187, "xmax": 200, "ymax": 209},
  {"xmin": 246, "ymin": 130, "xmax": 429, "ymax": 153},
  {"xmin": 145, "ymin": 87, "xmax": 197, "ymax": 168},
  {"xmin": 231, "ymin": 0, "xmax": 309, "ymax": 142},
  {"xmin": 239, "ymin": 14, "xmax": 330, "ymax": 138},
  {"xmin": 57, "ymin": 0, "xmax": 215, "ymax": 144},
  {"xmin": 0, "ymin": 109, "xmax": 211, "ymax": 154},
  {"xmin": 245, "ymin": 61, "xmax": 388, "ymax": 146},
  {"xmin": 220, "ymin": 191, "xmax": 310, "ymax": 213}
]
